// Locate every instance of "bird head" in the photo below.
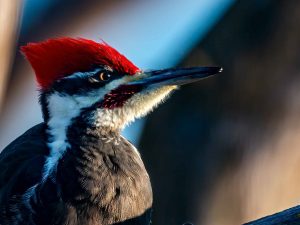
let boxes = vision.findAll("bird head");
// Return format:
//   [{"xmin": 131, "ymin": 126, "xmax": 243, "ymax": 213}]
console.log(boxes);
[{"xmin": 21, "ymin": 37, "xmax": 221, "ymax": 131}]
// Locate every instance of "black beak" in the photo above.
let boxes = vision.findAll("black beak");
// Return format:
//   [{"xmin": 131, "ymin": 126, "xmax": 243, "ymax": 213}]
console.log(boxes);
[{"xmin": 128, "ymin": 66, "xmax": 222, "ymax": 87}]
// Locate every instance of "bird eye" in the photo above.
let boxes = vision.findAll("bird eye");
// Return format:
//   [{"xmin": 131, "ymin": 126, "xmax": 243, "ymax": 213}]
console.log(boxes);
[{"xmin": 99, "ymin": 72, "xmax": 111, "ymax": 81}]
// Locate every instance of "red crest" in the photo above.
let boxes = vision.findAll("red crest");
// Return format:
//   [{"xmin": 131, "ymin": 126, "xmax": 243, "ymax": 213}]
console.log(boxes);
[{"xmin": 21, "ymin": 37, "xmax": 140, "ymax": 89}]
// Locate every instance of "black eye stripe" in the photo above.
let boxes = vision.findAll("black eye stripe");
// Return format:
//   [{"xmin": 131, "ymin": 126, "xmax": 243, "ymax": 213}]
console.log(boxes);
[{"xmin": 51, "ymin": 67, "xmax": 123, "ymax": 95}]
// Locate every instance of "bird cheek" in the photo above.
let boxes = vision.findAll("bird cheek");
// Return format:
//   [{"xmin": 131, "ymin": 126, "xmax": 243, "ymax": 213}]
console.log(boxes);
[{"xmin": 99, "ymin": 85, "xmax": 142, "ymax": 109}]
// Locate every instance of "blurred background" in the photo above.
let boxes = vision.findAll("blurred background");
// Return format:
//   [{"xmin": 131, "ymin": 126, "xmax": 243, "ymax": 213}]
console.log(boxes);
[{"xmin": 1, "ymin": 0, "xmax": 300, "ymax": 224}]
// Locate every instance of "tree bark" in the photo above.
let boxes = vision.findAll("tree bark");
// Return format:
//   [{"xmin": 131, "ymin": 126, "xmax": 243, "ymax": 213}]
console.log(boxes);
[{"xmin": 0, "ymin": 0, "xmax": 21, "ymax": 113}]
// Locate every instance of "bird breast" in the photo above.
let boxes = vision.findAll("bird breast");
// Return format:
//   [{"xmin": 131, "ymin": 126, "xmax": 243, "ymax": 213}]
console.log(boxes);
[{"xmin": 56, "ymin": 128, "xmax": 153, "ymax": 224}]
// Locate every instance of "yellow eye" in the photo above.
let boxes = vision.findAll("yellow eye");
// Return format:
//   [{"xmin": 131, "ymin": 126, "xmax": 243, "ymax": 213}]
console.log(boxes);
[{"xmin": 99, "ymin": 72, "xmax": 111, "ymax": 81}]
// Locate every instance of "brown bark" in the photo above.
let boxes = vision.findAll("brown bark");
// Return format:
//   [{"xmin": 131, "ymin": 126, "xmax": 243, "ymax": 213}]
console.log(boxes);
[{"xmin": 0, "ymin": 0, "xmax": 21, "ymax": 113}]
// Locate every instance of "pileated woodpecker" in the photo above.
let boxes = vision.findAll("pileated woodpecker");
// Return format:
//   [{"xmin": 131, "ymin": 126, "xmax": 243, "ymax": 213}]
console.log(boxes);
[{"xmin": 0, "ymin": 38, "xmax": 221, "ymax": 225}]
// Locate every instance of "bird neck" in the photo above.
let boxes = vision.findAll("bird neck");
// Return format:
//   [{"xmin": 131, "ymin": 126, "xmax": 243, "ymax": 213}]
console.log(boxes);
[
  {"xmin": 43, "ymin": 108, "xmax": 123, "ymax": 180},
  {"xmin": 62, "ymin": 110, "xmax": 123, "ymax": 146}
]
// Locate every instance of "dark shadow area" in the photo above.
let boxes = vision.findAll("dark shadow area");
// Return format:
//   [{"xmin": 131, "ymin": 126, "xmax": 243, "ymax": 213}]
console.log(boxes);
[{"xmin": 114, "ymin": 208, "xmax": 152, "ymax": 225}]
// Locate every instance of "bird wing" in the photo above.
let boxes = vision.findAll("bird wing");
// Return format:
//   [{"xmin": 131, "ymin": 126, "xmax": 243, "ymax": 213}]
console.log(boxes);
[{"xmin": 0, "ymin": 123, "xmax": 49, "ymax": 203}]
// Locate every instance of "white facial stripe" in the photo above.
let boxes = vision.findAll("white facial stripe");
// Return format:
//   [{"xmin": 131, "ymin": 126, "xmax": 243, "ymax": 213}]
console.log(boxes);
[
  {"xmin": 64, "ymin": 68, "xmax": 102, "ymax": 80},
  {"xmin": 43, "ymin": 75, "xmax": 129, "ymax": 180},
  {"xmin": 43, "ymin": 93, "xmax": 79, "ymax": 180}
]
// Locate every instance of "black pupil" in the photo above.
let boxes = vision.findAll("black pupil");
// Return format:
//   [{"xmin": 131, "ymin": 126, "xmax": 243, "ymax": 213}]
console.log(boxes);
[{"xmin": 102, "ymin": 73, "xmax": 110, "ymax": 81}]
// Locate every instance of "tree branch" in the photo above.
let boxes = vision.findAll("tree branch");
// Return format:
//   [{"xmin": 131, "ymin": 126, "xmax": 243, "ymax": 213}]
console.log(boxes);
[{"xmin": 244, "ymin": 205, "xmax": 300, "ymax": 225}]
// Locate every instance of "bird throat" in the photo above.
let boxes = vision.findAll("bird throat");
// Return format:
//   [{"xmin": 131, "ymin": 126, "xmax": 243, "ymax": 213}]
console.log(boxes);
[{"xmin": 44, "ymin": 109, "xmax": 116, "ymax": 177}]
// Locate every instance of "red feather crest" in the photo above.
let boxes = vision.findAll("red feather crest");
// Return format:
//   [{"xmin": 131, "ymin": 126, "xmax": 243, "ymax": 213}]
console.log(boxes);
[{"xmin": 21, "ymin": 37, "xmax": 139, "ymax": 89}]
